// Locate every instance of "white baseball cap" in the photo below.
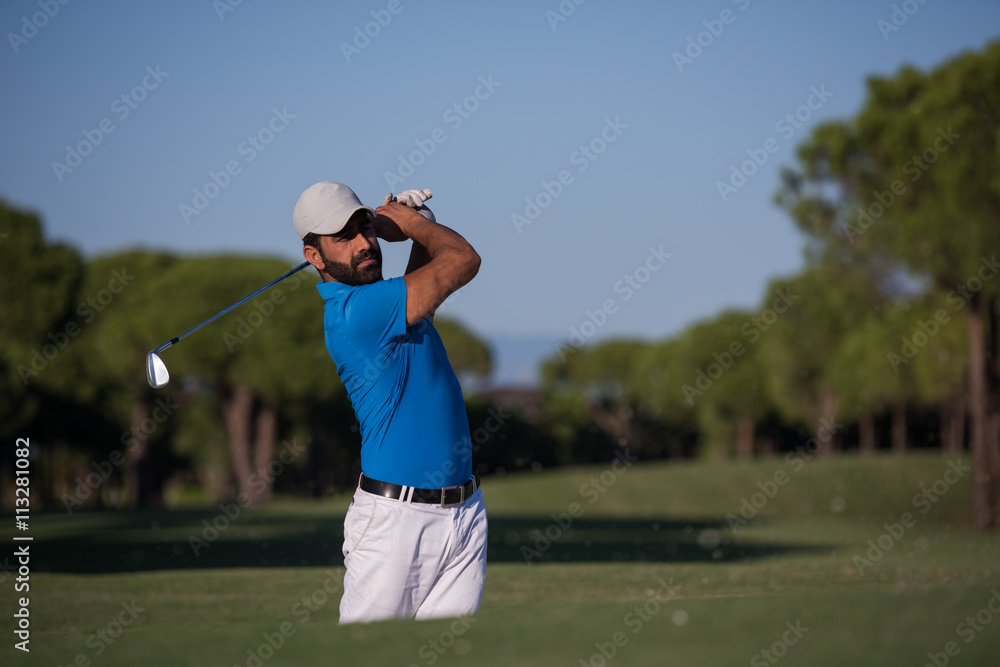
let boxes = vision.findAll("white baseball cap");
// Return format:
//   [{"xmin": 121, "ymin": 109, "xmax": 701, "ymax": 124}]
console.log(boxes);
[{"xmin": 293, "ymin": 181, "xmax": 374, "ymax": 239}]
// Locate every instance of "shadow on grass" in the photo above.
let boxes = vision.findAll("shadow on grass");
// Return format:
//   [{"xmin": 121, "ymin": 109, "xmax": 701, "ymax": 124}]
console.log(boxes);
[
  {"xmin": 487, "ymin": 516, "xmax": 826, "ymax": 565},
  {"xmin": 23, "ymin": 511, "xmax": 830, "ymax": 574}
]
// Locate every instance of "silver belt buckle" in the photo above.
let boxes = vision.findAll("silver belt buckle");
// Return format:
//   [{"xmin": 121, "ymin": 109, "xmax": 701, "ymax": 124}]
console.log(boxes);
[
  {"xmin": 439, "ymin": 483, "xmax": 464, "ymax": 507},
  {"xmin": 439, "ymin": 478, "xmax": 475, "ymax": 507}
]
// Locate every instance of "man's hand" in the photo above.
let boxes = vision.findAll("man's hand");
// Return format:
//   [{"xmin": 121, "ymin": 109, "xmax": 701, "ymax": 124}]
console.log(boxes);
[
  {"xmin": 375, "ymin": 201, "xmax": 435, "ymax": 237},
  {"xmin": 383, "ymin": 189, "xmax": 437, "ymax": 222},
  {"xmin": 372, "ymin": 205, "xmax": 409, "ymax": 242},
  {"xmin": 375, "ymin": 198, "xmax": 479, "ymax": 327},
  {"xmin": 375, "ymin": 190, "xmax": 436, "ymax": 241},
  {"xmin": 395, "ymin": 189, "xmax": 431, "ymax": 209}
]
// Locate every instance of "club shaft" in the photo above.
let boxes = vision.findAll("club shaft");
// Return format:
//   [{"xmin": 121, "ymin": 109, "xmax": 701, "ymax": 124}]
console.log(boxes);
[{"xmin": 152, "ymin": 261, "xmax": 311, "ymax": 355}]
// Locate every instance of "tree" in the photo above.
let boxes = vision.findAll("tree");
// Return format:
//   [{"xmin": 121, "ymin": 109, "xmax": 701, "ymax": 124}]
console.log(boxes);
[
  {"xmin": 541, "ymin": 339, "xmax": 653, "ymax": 455},
  {"xmin": 669, "ymin": 311, "xmax": 772, "ymax": 460},
  {"xmin": 777, "ymin": 40, "xmax": 1000, "ymax": 526},
  {"xmin": 434, "ymin": 318, "xmax": 493, "ymax": 390},
  {"xmin": 854, "ymin": 43, "xmax": 1000, "ymax": 527},
  {"xmin": 0, "ymin": 202, "xmax": 110, "ymax": 509},
  {"xmin": 758, "ymin": 263, "xmax": 879, "ymax": 452},
  {"xmin": 906, "ymin": 292, "xmax": 969, "ymax": 454},
  {"xmin": 0, "ymin": 201, "xmax": 83, "ymax": 437},
  {"xmin": 827, "ymin": 308, "xmax": 920, "ymax": 454},
  {"xmin": 627, "ymin": 338, "xmax": 699, "ymax": 460},
  {"xmin": 70, "ymin": 250, "xmax": 179, "ymax": 506},
  {"xmin": 148, "ymin": 256, "xmax": 333, "ymax": 505},
  {"xmin": 228, "ymin": 261, "xmax": 332, "ymax": 504}
]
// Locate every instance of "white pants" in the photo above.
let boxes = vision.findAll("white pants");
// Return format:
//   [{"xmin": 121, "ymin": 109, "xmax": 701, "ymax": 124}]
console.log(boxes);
[{"xmin": 339, "ymin": 484, "xmax": 488, "ymax": 624}]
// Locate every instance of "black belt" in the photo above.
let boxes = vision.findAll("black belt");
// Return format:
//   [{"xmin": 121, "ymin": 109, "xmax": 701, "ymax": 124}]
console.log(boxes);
[{"xmin": 359, "ymin": 474, "xmax": 478, "ymax": 507}]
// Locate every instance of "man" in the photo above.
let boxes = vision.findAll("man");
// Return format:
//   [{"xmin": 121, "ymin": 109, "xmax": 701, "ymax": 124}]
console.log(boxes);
[{"xmin": 293, "ymin": 181, "xmax": 486, "ymax": 624}]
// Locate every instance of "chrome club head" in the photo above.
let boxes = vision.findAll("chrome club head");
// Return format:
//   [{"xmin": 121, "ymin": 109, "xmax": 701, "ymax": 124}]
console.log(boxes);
[{"xmin": 146, "ymin": 352, "xmax": 170, "ymax": 388}]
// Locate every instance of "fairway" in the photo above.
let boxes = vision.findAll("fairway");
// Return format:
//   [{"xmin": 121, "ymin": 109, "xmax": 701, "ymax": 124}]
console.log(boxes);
[
  {"xmin": 5, "ymin": 7, "xmax": 1000, "ymax": 667},
  {"xmin": 8, "ymin": 453, "xmax": 1000, "ymax": 666}
]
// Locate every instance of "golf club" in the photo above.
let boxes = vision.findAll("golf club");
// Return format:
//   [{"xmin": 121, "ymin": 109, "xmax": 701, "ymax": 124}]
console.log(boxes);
[
  {"xmin": 146, "ymin": 189, "xmax": 432, "ymax": 388},
  {"xmin": 145, "ymin": 260, "xmax": 311, "ymax": 388}
]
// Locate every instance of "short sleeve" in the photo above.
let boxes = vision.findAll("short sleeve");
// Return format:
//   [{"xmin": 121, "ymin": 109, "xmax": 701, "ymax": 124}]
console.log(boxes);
[{"xmin": 341, "ymin": 277, "xmax": 407, "ymax": 349}]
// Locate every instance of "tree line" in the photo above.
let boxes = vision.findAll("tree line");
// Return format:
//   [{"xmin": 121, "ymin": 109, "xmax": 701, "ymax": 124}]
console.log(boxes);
[
  {"xmin": 0, "ymin": 213, "xmax": 507, "ymax": 511},
  {"xmin": 542, "ymin": 40, "xmax": 1000, "ymax": 528},
  {"xmin": 1, "ymin": 41, "xmax": 997, "ymax": 528}
]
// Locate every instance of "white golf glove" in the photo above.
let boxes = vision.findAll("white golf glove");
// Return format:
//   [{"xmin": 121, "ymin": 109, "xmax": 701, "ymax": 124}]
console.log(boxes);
[
  {"xmin": 382, "ymin": 189, "xmax": 436, "ymax": 221},
  {"xmin": 396, "ymin": 189, "xmax": 429, "ymax": 208}
]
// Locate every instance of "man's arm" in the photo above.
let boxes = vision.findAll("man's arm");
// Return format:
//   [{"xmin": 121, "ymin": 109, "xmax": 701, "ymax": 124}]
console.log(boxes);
[
  {"xmin": 371, "ymin": 211, "xmax": 433, "ymax": 275},
  {"xmin": 374, "ymin": 201, "xmax": 480, "ymax": 326},
  {"xmin": 404, "ymin": 241, "xmax": 432, "ymax": 276},
  {"xmin": 403, "ymin": 241, "xmax": 434, "ymax": 320},
  {"xmin": 373, "ymin": 192, "xmax": 434, "ymax": 277}
]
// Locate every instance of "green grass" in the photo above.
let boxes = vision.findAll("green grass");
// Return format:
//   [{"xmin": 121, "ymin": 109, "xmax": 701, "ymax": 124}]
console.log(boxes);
[{"xmin": 6, "ymin": 452, "xmax": 1000, "ymax": 666}]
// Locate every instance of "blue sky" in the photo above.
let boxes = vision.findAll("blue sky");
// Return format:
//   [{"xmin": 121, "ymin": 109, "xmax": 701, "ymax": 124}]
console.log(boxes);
[{"xmin": 2, "ymin": 0, "xmax": 998, "ymax": 384}]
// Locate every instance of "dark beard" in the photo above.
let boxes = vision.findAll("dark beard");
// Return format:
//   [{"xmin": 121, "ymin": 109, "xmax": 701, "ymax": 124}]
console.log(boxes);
[{"xmin": 319, "ymin": 247, "xmax": 383, "ymax": 286}]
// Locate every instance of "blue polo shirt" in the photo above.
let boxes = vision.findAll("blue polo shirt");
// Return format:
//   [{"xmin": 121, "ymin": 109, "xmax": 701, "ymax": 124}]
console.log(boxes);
[{"xmin": 316, "ymin": 277, "xmax": 472, "ymax": 488}]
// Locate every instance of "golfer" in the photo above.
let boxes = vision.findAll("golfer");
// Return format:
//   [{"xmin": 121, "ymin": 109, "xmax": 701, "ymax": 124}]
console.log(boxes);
[{"xmin": 294, "ymin": 181, "xmax": 487, "ymax": 624}]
